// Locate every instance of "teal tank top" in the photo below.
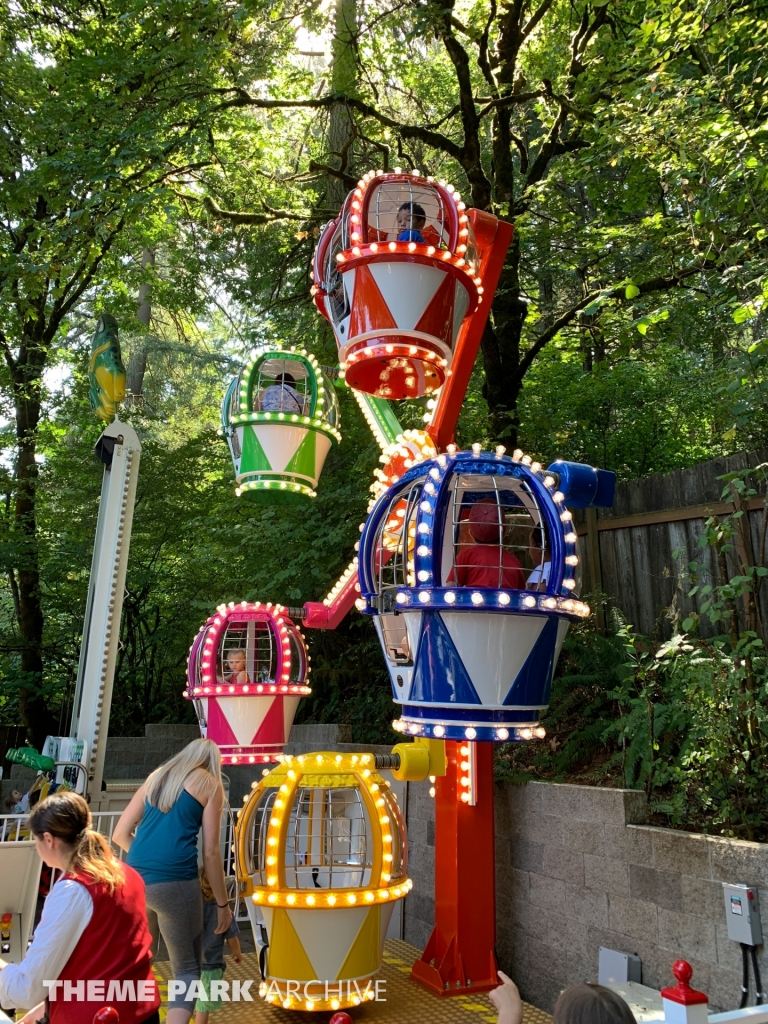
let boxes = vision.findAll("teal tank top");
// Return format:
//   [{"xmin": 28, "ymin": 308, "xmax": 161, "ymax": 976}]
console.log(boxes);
[{"xmin": 126, "ymin": 788, "xmax": 205, "ymax": 885}]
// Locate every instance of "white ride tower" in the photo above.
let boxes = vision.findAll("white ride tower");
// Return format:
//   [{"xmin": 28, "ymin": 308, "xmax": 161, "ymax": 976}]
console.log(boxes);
[{"xmin": 69, "ymin": 419, "xmax": 141, "ymax": 810}]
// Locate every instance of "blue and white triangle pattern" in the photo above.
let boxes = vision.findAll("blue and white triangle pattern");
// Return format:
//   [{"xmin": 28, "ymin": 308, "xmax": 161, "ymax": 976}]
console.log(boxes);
[
  {"xmin": 440, "ymin": 612, "xmax": 548, "ymax": 706},
  {"xmin": 502, "ymin": 615, "xmax": 560, "ymax": 708},
  {"xmin": 409, "ymin": 610, "xmax": 481, "ymax": 706},
  {"xmin": 405, "ymin": 610, "xmax": 562, "ymax": 718}
]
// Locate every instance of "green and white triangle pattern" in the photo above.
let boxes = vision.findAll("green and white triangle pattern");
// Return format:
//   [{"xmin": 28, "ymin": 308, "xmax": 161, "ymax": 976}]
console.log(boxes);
[
  {"xmin": 237, "ymin": 424, "xmax": 308, "ymax": 479},
  {"xmin": 235, "ymin": 423, "xmax": 334, "ymax": 492},
  {"xmin": 283, "ymin": 432, "xmax": 332, "ymax": 484},
  {"xmin": 238, "ymin": 424, "xmax": 271, "ymax": 473},
  {"xmin": 284, "ymin": 428, "xmax": 316, "ymax": 480}
]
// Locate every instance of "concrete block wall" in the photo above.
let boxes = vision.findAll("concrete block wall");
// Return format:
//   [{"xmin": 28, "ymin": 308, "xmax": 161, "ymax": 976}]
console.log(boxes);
[
  {"xmin": 10, "ymin": 718, "xmax": 766, "ymax": 1015},
  {"xmin": 103, "ymin": 723, "xmax": 200, "ymax": 780},
  {"xmin": 404, "ymin": 778, "xmax": 768, "ymax": 1013},
  {"xmin": 402, "ymin": 773, "xmax": 435, "ymax": 951},
  {"xmin": 1, "ymin": 723, "xmax": 200, "ymax": 805}
]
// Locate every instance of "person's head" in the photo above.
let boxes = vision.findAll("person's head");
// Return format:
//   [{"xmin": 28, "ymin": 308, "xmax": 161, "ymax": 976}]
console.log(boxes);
[
  {"xmin": 396, "ymin": 202, "xmax": 426, "ymax": 233},
  {"xmin": 5, "ymin": 789, "xmax": 22, "ymax": 809},
  {"xmin": 29, "ymin": 791, "xmax": 123, "ymax": 892},
  {"xmin": 276, "ymin": 372, "xmax": 296, "ymax": 388},
  {"xmin": 144, "ymin": 737, "xmax": 222, "ymax": 813},
  {"xmin": 529, "ymin": 526, "xmax": 550, "ymax": 557},
  {"xmin": 468, "ymin": 498, "xmax": 502, "ymax": 544},
  {"xmin": 29, "ymin": 787, "xmax": 41, "ymax": 809},
  {"xmin": 226, "ymin": 648, "xmax": 246, "ymax": 673},
  {"xmin": 553, "ymin": 984, "xmax": 635, "ymax": 1024}
]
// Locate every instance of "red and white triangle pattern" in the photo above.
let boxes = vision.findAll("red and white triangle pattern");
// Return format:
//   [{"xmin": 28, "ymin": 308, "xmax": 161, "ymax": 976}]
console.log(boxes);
[
  {"xmin": 203, "ymin": 694, "xmax": 294, "ymax": 755},
  {"xmin": 346, "ymin": 261, "xmax": 471, "ymax": 350}
]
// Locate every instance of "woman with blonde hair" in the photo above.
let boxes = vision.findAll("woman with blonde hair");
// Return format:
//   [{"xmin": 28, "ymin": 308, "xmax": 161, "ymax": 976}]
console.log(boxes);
[
  {"xmin": 0, "ymin": 791, "xmax": 160, "ymax": 1024},
  {"xmin": 114, "ymin": 738, "xmax": 232, "ymax": 1024}
]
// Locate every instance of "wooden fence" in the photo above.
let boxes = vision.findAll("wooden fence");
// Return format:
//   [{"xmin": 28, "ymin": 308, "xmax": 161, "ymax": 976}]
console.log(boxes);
[{"xmin": 574, "ymin": 447, "xmax": 768, "ymax": 638}]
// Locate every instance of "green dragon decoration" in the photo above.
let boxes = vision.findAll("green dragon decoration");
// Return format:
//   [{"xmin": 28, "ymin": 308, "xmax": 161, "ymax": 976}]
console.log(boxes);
[{"xmin": 89, "ymin": 313, "xmax": 126, "ymax": 421}]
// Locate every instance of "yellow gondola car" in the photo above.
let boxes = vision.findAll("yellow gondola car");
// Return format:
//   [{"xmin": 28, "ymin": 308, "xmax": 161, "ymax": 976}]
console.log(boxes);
[{"xmin": 235, "ymin": 751, "xmax": 411, "ymax": 1011}]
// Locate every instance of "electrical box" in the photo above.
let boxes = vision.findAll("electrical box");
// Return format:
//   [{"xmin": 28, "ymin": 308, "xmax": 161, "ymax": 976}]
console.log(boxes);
[
  {"xmin": 0, "ymin": 913, "xmax": 24, "ymax": 963},
  {"xmin": 598, "ymin": 947, "xmax": 642, "ymax": 985},
  {"xmin": 722, "ymin": 883, "xmax": 763, "ymax": 946}
]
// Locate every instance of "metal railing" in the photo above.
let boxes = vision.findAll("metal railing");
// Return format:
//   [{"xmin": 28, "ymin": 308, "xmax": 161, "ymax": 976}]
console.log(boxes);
[{"xmin": 0, "ymin": 804, "xmax": 246, "ymax": 921}]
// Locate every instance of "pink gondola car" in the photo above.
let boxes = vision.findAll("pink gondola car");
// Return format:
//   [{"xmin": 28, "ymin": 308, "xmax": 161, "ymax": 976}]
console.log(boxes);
[{"xmin": 185, "ymin": 602, "xmax": 311, "ymax": 765}]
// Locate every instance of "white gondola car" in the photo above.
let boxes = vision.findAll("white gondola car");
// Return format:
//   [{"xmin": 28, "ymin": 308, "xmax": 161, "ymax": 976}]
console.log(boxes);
[
  {"xmin": 222, "ymin": 345, "xmax": 340, "ymax": 504},
  {"xmin": 236, "ymin": 752, "xmax": 411, "ymax": 1012},
  {"xmin": 186, "ymin": 602, "xmax": 311, "ymax": 765}
]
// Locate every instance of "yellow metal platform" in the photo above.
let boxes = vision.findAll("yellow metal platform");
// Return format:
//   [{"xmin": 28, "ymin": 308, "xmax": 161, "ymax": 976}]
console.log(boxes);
[{"xmin": 153, "ymin": 939, "xmax": 551, "ymax": 1023}]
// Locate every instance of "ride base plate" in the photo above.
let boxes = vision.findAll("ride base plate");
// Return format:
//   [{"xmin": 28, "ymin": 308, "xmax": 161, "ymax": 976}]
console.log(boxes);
[{"xmin": 152, "ymin": 939, "xmax": 551, "ymax": 1023}]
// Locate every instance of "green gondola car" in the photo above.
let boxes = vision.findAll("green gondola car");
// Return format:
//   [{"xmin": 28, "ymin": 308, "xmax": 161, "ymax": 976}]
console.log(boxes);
[{"xmin": 221, "ymin": 345, "xmax": 341, "ymax": 504}]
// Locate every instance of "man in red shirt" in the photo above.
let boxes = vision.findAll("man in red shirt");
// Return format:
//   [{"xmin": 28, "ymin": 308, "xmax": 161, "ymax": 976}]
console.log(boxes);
[{"xmin": 446, "ymin": 500, "xmax": 525, "ymax": 590}]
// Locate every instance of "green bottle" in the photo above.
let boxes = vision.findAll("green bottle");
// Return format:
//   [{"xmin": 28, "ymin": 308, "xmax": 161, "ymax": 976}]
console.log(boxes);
[{"xmin": 6, "ymin": 748, "xmax": 56, "ymax": 773}]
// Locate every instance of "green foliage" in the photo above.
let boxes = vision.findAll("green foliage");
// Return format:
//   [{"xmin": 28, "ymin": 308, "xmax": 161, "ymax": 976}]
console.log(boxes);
[
  {"xmin": 519, "ymin": 344, "xmax": 725, "ymax": 477},
  {"xmin": 498, "ymin": 491, "xmax": 768, "ymax": 840},
  {"xmin": 495, "ymin": 617, "xmax": 630, "ymax": 786},
  {"xmin": 2, "ymin": 0, "xmax": 768, "ymax": 788},
  {"xmin": 497, "ymin": 616, "xmax": 768, "ymax": 840}
]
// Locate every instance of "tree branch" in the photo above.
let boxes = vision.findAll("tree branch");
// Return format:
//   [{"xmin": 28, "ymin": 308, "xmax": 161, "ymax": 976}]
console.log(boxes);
[
  {"xmin": 522, "ymin": 0, "xmax": 555, "ymax": 40},
  {"xmin": 212, "ymin": 90, "xmax": 465, "ymax": 163},
  {"xmin": 477, "ymin": 0, "xmax": 498, "ymax": 95},
  {"xmin": 476, "ymin": 89, "xmax": 546, "ymax": 120},
  {"xmin": 517, "ymin": 263, "xmax": 717, "ymax": 380},
  {"xmin": 433, "ymin": 0, "xmax": 491, "ymax": 207},
  {"xmin": 0, "ymin": 330, "xmax": 16, "ymax": 375},
  {"xmin": 307, "ymin": 160, "xmax": 359, "ymax": 189},
  {"xmin": 202, "ymin": 195, "xmax": 309, "ymax": 224}
]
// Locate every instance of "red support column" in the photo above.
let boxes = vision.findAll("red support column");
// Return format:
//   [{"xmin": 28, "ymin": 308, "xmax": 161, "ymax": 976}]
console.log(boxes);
[{"xmin": 410, "ymin": 740, "xmax": 498, "ymax": 996}]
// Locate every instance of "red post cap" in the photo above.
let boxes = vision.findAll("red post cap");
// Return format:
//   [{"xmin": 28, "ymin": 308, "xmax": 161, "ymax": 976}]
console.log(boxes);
[
  {"xmin": 93, "ymin": 1008, "xmax": 119, "ymax": 1024},
  {"xmin": 329, "ymin": 1014, "xmax": 353, "ymax": 1024},
  {"xmin": 661, "ymin": 960, "xmax": 708, "ymax": 1005}
]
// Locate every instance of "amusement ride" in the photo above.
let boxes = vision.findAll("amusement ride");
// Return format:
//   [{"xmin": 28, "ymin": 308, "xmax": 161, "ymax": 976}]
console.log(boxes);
[{"xmin": 0, "ymin": 169, "xmax": 618, "ymax": 1018}]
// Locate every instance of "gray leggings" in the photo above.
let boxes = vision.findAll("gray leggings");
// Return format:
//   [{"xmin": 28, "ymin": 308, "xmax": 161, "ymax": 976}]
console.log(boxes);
[{"xmin": 145, "ymin": 878, "xmax": 203, "ymax": 1013}]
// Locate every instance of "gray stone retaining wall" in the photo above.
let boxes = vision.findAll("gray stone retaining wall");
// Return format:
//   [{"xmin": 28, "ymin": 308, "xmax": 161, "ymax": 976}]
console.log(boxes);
[
  {"xmin": 103, "ymin": 723, "xmax": 200, "ymax": 779},
  {"xmin": 404, "ymin": 777, "xmax": 768, "ymax": 1014}
]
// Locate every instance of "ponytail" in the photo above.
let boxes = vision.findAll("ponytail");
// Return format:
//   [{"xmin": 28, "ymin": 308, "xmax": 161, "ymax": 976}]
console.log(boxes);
[{"xmin": 29, "ymin": 791, "xmax": 124, "ymax": 894}]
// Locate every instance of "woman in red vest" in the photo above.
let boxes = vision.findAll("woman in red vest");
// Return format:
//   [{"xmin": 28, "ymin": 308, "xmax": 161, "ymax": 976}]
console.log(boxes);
[{"xmin": 0, "ymin": 791, "xmax": 160, "ymax": 1024}]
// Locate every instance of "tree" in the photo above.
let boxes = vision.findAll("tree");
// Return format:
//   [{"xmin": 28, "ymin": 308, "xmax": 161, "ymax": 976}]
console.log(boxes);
[
  {"xmin": 206, "ymin": 1, "xmax": 768, "ymax": 448},
  {"xmin": 3, "ymin": 0, "xmax": 768, "ymax": 750},
  {"xmin": 0, "ymin": 0, "xmax": 296, "ymax": 744}
]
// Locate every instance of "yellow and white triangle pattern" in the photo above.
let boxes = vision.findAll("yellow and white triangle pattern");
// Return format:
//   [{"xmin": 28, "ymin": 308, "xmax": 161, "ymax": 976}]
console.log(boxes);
[{"xmin": 261, "ymin": 904, "xmax": 390, "ymax": 983}]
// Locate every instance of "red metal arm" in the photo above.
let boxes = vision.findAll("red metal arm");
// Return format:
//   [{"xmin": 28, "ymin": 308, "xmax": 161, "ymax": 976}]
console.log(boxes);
[
  {"xmin": 427, "ymin": 212, "xmax": 514, "ymax": 450},
  {"xmin": 303, "ymin": 572, "xmax": 360, "ymax": 630}
]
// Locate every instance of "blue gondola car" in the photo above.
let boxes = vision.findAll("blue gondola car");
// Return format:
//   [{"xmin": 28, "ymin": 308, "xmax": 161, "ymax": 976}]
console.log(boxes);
[{"xmin": 358, "ymin": 446, "xmax": 615, "ymax": 741}]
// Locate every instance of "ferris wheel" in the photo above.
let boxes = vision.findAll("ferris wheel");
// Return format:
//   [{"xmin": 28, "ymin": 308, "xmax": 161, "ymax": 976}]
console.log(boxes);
[{"xmin": 205, "ymin": 168, "xmax": 615, "ymax": 1008}]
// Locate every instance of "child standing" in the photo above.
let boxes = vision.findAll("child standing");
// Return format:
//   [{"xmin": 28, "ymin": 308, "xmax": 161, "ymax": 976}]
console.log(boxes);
[{"xmin": 195, "ymin": 869, "xmax": 242, "ymax": 1024}]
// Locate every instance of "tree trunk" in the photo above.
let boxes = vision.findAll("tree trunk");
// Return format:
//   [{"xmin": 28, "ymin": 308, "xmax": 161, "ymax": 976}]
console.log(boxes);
[
  {"xmin": 12, "ymin": 351, "xmax": 56, "ymax": 748},
  {"xmin": 125, "ymin": 248, "xmax": 155, "ymax": 403},
  {"xmin": 480, "ymin": 230, "xmax": 528, "ymax": 445},
  {"xmin": 326, "ymin": 0, "xmax": 357, "ymax": 210}
]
